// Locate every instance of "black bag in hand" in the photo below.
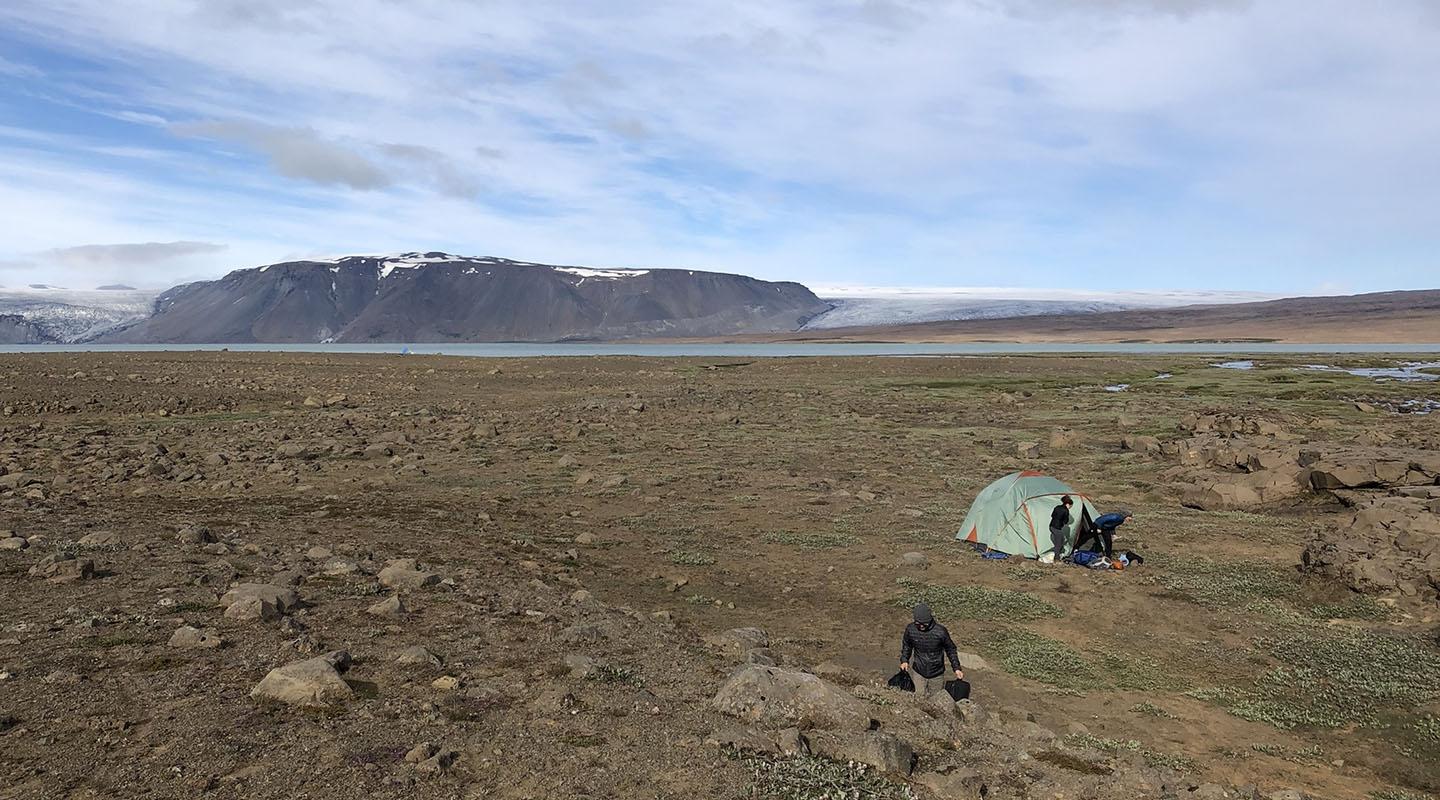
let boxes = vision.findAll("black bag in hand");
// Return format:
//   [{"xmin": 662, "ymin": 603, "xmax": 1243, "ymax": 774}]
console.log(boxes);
[
  {"xmin": 887, "ymin": 670, "xmax": 915, "ymax": 692},
  {"xmin": 943, "ymin": 678, "xmax": 971, "ymax": 701}
]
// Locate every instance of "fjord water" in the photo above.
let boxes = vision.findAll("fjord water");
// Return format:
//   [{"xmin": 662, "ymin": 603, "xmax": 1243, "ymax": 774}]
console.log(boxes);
[{"xmin": 2, "ymin": 342, "xmax": 1440, "ymax": 357}]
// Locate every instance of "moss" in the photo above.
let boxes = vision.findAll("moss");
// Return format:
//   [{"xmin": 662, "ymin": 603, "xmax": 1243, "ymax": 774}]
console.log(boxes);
[
  {"xmin": 896, "ymin": 578, "xmax": 1063, "ymax": 623},
  {"xmin": 733, "ymin": 751, "xmax": 916, "ymax": 800},
  {"xmin": 763, "ymin": 531, "xmax": 859, "ymax": 549}
]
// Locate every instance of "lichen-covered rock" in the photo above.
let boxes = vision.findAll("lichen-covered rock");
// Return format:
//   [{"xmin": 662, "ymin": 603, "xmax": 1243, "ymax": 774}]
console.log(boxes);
[{"xmin": 712, "ymin": 665, "xmax": 872, "ymax": 731}]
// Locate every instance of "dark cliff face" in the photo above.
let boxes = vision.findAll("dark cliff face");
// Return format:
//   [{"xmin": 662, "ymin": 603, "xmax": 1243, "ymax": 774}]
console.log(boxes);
[{"xmin": 98, "ymin": 254, "xmax": 830, "ymax": 343}]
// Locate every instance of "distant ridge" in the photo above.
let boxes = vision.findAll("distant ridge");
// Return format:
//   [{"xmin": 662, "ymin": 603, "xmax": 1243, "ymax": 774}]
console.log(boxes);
[{"xmin": 97, "ymin": 252, "xmax": 829, "ymax": 343}]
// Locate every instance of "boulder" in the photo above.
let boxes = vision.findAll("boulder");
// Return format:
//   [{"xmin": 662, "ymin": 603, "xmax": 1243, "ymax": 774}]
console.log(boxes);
[
  {"xmin": 1120, "ymin": 434, "xmax": 1161, "ymax": 453},
  {"xmin": 705, "ymin": 627, "xmax": 770, "ymax": 656},
  {"xmin": 221, "ymin": 583, "xmax": 300, "ymax": 614},
  {"xmin": 250, "ymin": 654, "xmax": 352, "ymax": 707},
  {"xmin": 712, "ymin": 665, "xmax": 873, "ymax": 731},
  {"xmin": 378, "ymin": 558, "xmax": 441, "ymax": 591},
  {"xmin": 1015, "ymin": 441, "xmax": 1042, "ymax": 459},
  {"xmin": 29, "ymin": 553, "xmax": 95, "ymax": 582},
  {"xmin": 224, "ymin": 595, "xmax": 280, "ymax": 622},
  {"xmin": 0, "ymin": 536, "xmax": 27, "ymax": 550},
  {"xmin": 168, "ymin": 625, "xmax": 223, "ymax": 650},
  {"xmin": 807, "ymin": 730, "xmax": 915, "ymax": 778},
  {"xmin": 366, "ymin": 594, "xmax": 407, "ymax": 617},
  {"xmin": 77, "ymin": 531, "xmax": 123, "ymax": 547}
]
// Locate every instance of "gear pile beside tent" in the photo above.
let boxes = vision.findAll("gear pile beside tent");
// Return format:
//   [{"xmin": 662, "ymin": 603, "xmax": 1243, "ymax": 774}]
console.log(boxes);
[{"xmin": 954, "ymin": 471, "xmax": 1101, "ymax": 559}]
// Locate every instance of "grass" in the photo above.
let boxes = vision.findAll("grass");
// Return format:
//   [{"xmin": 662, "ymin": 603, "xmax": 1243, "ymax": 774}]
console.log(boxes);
[
  {"xmin": 981, "ymin": 630, "xmax": 1096, "ymax": 690},
  {"xmin": 1155, "ymin": 558, "xmax": 1300, "ymax": 608},
  {"xmin": 1187, "ymin": 628, "xmax": 1440, "ymax": 731},
  {"xmin": 763, "ymin": 530, "xmax": 859, "ymax": 549},
  {"xmin": 586, "ymin": 663, "xmax": 644, "ymax": 688},
  {"xmin": 1063, "ymin": 733, "xmax": 1195, "ymax": 772},
  {"xmin": 734, "ymin": 752, "xmax": 916, "ymax": 800},
  {"xmin": 669, "ymin": 549, "xmax": 715, "ymax": 566},
  {"xmin": 1129, "ymin": 702, "xmax": 1178, "ymax": 720},
  {"xmin": 895, "ymin": 578, "xmax": 1063, "ymax": 622}
]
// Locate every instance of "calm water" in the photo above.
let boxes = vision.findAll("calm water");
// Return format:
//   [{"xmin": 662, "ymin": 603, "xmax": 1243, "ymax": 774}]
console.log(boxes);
[{"xmin": 2, "ymin": 342, "xmax": 1439, "ymax": 357}]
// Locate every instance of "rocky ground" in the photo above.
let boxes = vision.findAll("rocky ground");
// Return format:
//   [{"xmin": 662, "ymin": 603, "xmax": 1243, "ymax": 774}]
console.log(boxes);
[{"xmin": 0, "ymin": 352, "xmax": 1437, "ymax": 800}]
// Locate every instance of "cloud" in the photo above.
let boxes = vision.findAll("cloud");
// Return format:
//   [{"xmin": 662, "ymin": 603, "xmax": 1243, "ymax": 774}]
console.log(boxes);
[
  {"xmin": 378, "ymin": 144, "xmax": 483, "ymax": 198},
  {"xmin": 0, "ymin": 55, "xmax": 42, "ymax": 78},
  {"xmin": 0, "ymin": 0, "xmax": 1437, "ymax": 294},
  {"xmin": 174, "ymin": 121, "xmax": 393, "ymax": 190},
  {"xmin": 44, "ymin": 241, "xmax": 228, "ymax": 267}
]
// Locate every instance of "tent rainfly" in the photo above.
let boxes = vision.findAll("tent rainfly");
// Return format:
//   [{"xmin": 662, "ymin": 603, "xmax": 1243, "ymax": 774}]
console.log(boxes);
[{"xmin": 955, "ymin": 470, "xmax": 1100, "ymax": 559}]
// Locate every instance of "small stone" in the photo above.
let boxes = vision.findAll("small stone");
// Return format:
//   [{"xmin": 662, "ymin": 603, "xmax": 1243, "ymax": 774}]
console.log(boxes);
[
  {"xmin": 404, "ymin": 742, "xmax": 438, "ymax": 763},
  {"xmin": 168, "ymin": 625, "xmax": 223, "ymax": 650},
  {"xmin": 395, "ymin": 645, "xmax": 442, "ymax": 667},
  {"xmin": 897, "ymin": 551, "xmax": 928, "ymax": 568},
  {"xmin": 77, "ymin": 531, "xmax": 123, "ymax": 547},
  {"xmin": 431, "ymin": 675, "xmax": 461, "ymax": 690},
  {"xmin": 366, "ymin": 594, "xmax": 407, "ymax": 617}
]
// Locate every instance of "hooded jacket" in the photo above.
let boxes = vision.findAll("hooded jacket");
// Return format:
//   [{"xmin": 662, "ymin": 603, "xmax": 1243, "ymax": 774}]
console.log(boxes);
[{"xmin": 900, "ymin": 621, "xmax": 962, "ymax": 679}]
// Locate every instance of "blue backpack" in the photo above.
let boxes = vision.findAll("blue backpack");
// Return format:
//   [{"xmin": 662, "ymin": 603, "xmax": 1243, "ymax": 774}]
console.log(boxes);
[{"xmin": 1071, "ymin": 550, "xmax": 1104, "ymax": 567}]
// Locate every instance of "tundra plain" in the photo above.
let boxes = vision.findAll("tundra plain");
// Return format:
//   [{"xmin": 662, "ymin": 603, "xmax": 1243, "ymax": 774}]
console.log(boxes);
[{"xmin": 0, "ymin": 352, "xmax": 1437, "ymax": 800}]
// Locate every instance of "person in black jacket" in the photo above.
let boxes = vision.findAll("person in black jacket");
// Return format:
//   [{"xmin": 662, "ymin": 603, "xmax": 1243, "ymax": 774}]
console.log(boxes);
[
  {"xmin": 1048, "ymin": 495, "xmax": 1073, "ymax": 562},
  {"xmin": 899, "ymin": 602, "xmax": 964, "ymax": 697}
]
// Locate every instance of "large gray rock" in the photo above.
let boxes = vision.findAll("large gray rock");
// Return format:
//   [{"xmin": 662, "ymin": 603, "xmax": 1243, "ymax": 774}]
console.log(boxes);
[
  {"xmin": 378, "ymin": 558, "xmax": 441, "ymax": 591},
  {"xmin": 250, "ymin": 653, "xmax": 353, "ymax": 707},
  {"xmin": 29, "ymin": 553, "xmax": 95, "ymax": 583},
  {"xmin": 712, "ymin": 665, "xmax": 873, "ymax": 731},
  {"xmin": 220, "ymin": 583, "xmax": 300, "ymax": 614},
  {"xmin": 807, "ymin": 730, "xmax": 915, "ymax": 777}
]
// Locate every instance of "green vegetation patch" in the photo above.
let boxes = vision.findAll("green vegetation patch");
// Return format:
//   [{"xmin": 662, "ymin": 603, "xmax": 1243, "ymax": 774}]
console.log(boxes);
[
  {"xmin": 764, "ymin": 530, "xmax": 859, "ymax": 549},
  {"xmin": 1155, "ymin": 558, "xmax": 1300, "ymax": 608},
  {"xmin": 896, "ymin": 578, "xmax": 1063, "ymax": 623},
  {"xmin": 982, "ymin": 629, "xmax": 1096, "ymax": 690},
  {"xmin": 586, "ymin": 663, "xmax": 645, "ymax": 688},
  {"xmin": 735, "ymin": 751, "xmax": 916, "ymax": 800},
  {"xmin": 1063, "ymin": 733, "xmax": 1195, "ymax": 772},
  {"xmin": 669, "ymin": 549, "xmax": 716, "ymax": 566},
  {"xmin": 1188, "ymin": 629, "xmax": 1440, "ymax": 731}
]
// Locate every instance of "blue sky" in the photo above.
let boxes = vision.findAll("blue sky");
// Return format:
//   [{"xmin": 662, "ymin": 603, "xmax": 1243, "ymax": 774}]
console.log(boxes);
[{"xmin": 1, "ymin": 0, "xmax": 1438, "ymax": 293}]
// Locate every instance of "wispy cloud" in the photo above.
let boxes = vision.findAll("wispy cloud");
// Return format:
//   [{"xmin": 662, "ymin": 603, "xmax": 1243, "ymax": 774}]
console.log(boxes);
[{"xmin": 0, "ymin": 0, "xmax": 1436, "ymax": 292}]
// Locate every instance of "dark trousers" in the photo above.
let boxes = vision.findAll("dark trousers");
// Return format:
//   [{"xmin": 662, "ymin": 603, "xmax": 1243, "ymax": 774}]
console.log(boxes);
[
  {"xmin": 1049, "ymin": 525, "xmax": 1067, "ymax": 559},
  {"xmin": 1074, "ymin": 528, "xmax": 1114, "ymax": 558}
]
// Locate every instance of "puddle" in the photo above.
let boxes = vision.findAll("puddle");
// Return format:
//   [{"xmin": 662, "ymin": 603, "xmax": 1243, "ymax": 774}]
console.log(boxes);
[
  {"xmin": 1103, "ymin": 384, "xmax": 1130, "ymax": 392},
  {"xmin": 1154, "ymin": 373, "xmax": 1173, "ymax": 380},
  {"xmin": 1213, "ymin": 360, "xmax": 1255, "ymax": 370},
  {"xmin": 1301, "ymin": 362, "xmax": 1440, "ymax": 382}
]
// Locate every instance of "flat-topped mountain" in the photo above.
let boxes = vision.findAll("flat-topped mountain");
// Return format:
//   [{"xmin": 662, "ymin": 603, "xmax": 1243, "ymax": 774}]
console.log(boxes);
[{"xmin": 98, "ymin": 253, "xmax": 830, "ymax": 343}]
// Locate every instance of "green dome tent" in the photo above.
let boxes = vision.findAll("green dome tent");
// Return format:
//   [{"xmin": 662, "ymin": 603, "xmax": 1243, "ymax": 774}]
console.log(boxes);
[{"xmin": 955, "ymin": 471, "xmax": 1100, "ymax": 558}]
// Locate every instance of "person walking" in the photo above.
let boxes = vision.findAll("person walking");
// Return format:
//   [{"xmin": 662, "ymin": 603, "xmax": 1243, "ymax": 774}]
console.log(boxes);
[
  {"xmin": 1074, "ymin": 509, "xmax": 1132, "ymax": 559},
  {"xmin": 899, "ymin": 602, "xmax": 964, "ymax": 697},
  {"xmin": 1047, "ymin": 495, "xmax": 1074, "ymax": 562}
]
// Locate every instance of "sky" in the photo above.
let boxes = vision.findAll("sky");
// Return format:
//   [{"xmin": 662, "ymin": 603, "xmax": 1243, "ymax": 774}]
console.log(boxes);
[{"xmin": 1, "ymin": 1, "xmax": 1438, "ymax": 293}]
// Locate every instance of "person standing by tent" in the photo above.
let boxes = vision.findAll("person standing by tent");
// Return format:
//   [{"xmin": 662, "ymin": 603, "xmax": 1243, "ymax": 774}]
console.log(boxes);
[
  {"xmin": 1074, "ymin": 509, "xmax": 1132, "ymax": 558},
  {"xmin": 1047, "ymin": 495, "xmax": 1073, "ymax": 562},
  {"xmin": 899, "ymin": 603, "xmax": 964, "ymax": 697}
]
